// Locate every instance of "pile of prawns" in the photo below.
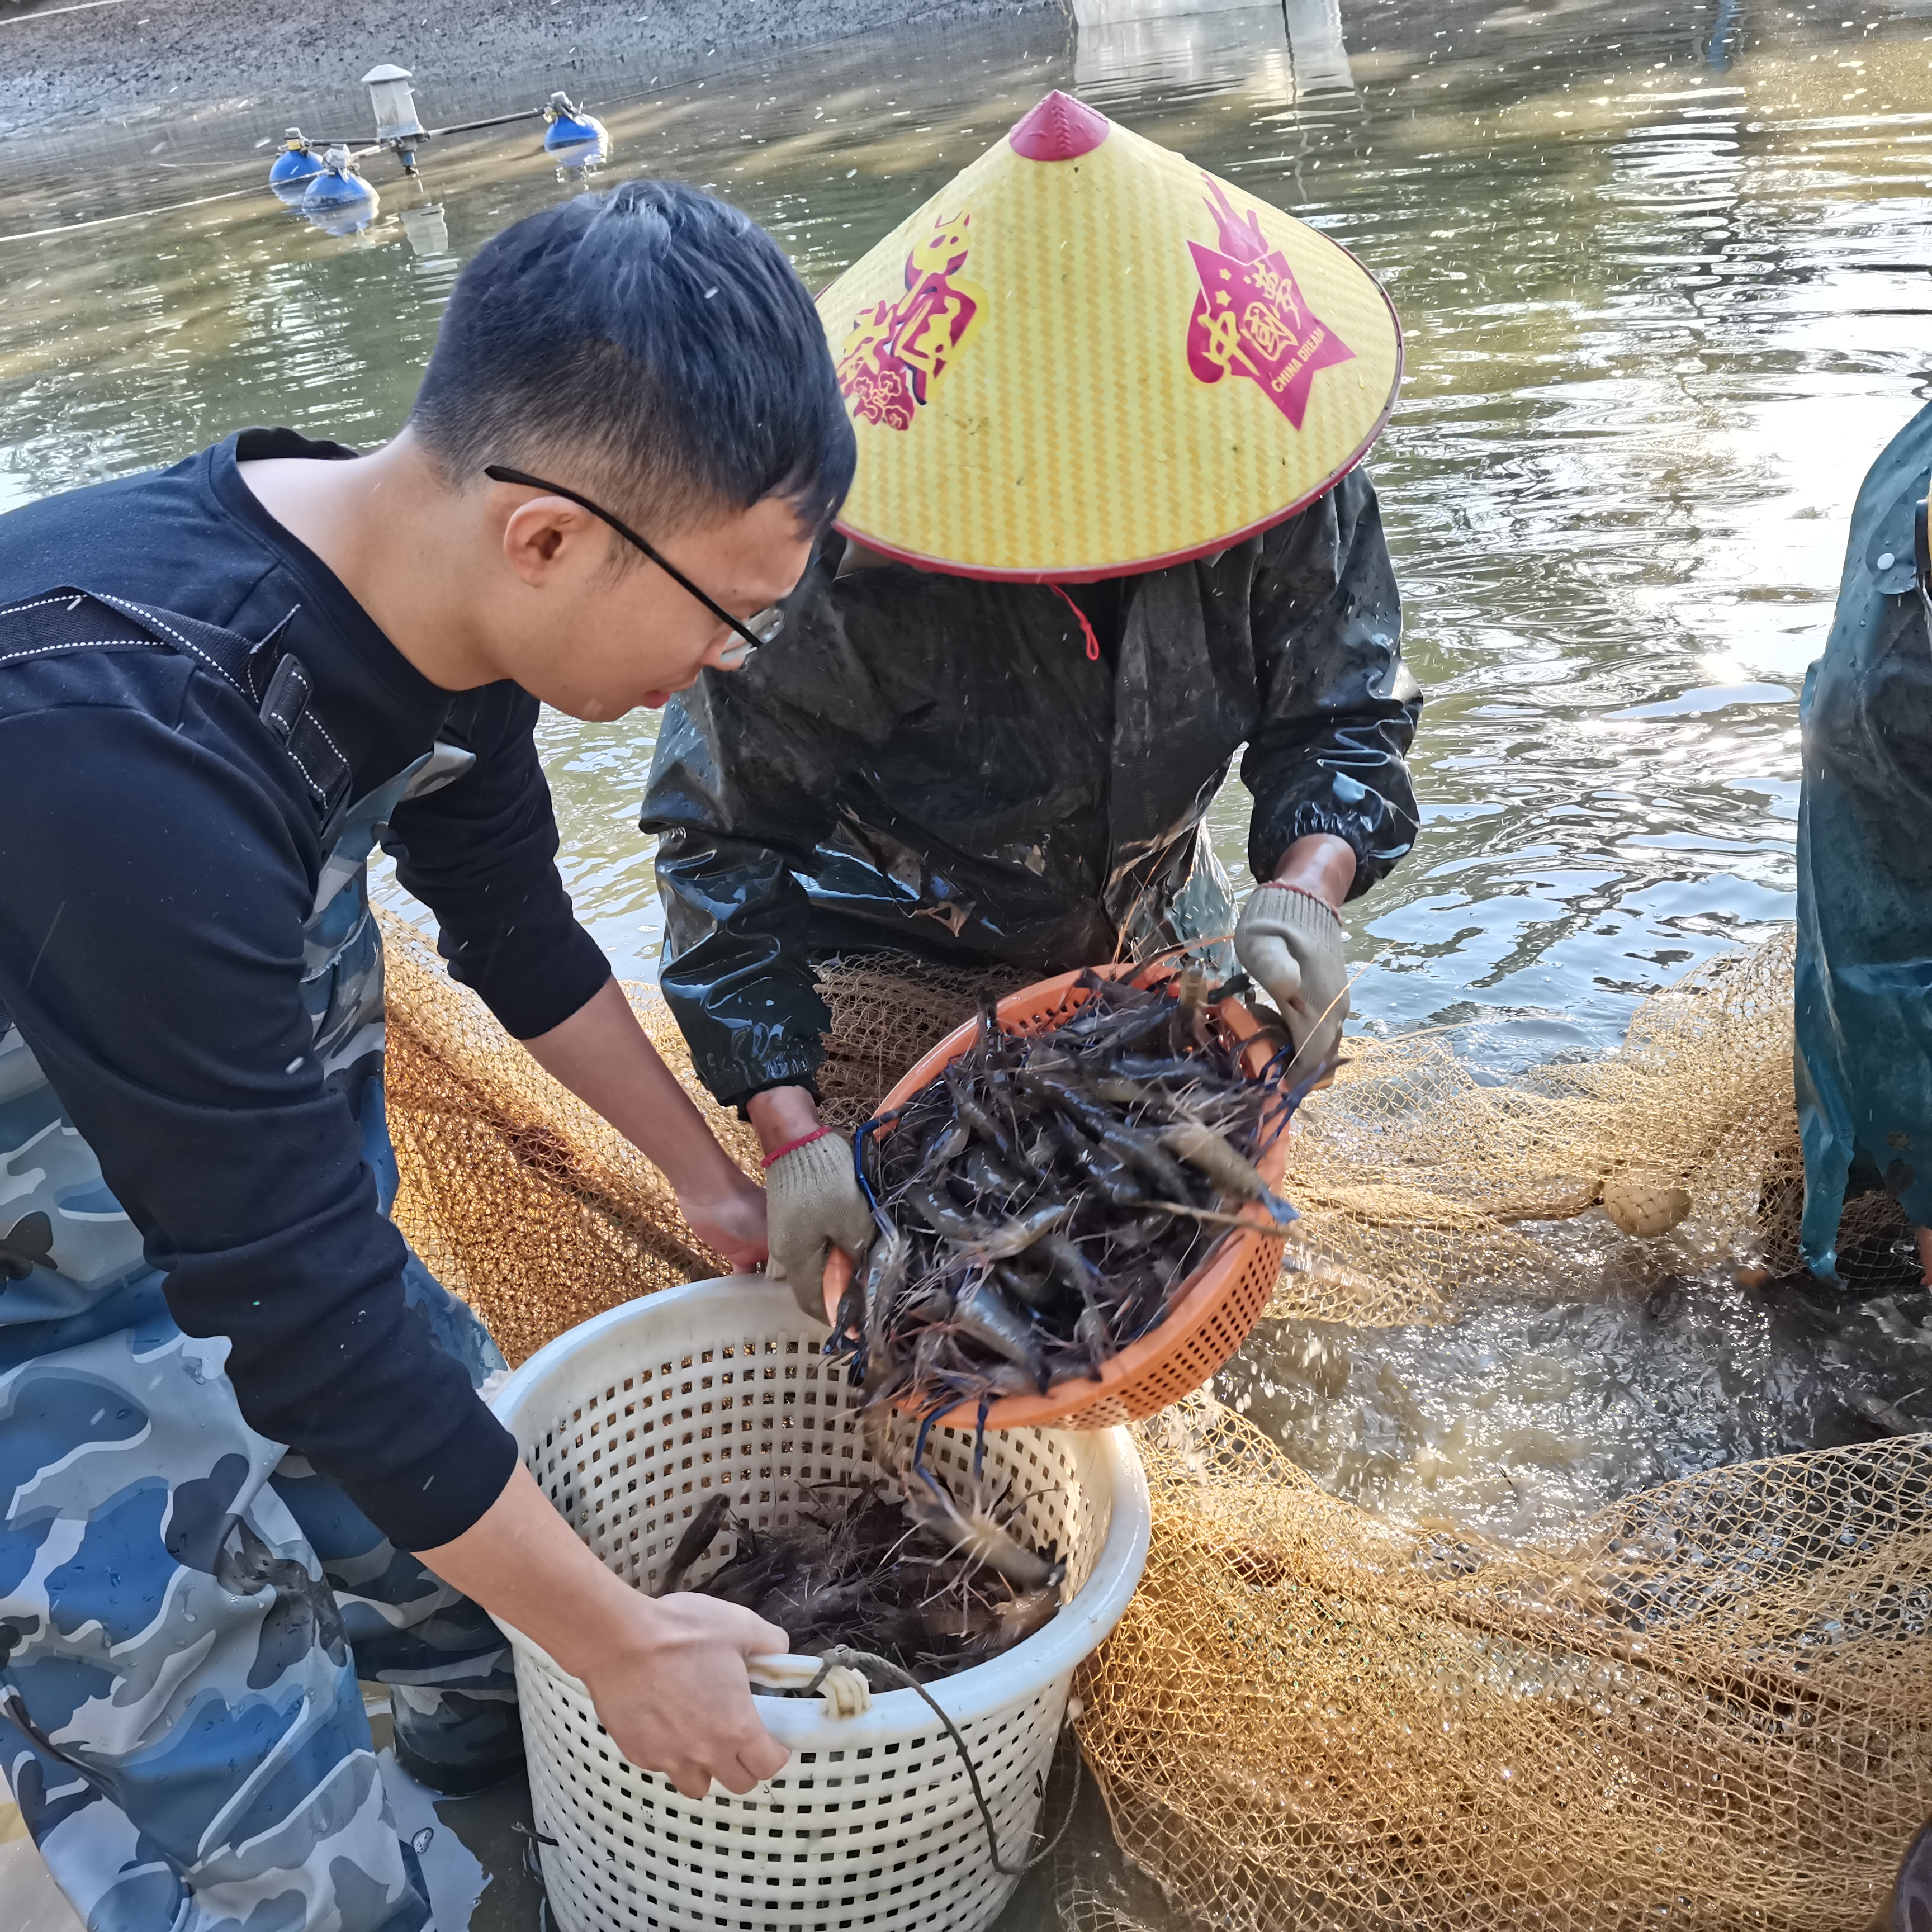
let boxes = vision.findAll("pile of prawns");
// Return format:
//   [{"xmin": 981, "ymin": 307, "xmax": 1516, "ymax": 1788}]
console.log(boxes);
[{"xmin": 829, "ymin": 967, "xmax": 1309, "ymax": 1427}]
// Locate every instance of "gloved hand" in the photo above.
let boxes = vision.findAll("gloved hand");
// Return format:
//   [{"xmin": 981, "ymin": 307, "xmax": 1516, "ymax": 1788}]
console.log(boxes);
[
  {"xmin": 1234, "ymin": 883, "xmax": 1349, "ymax": 1076},
  {"xmin": 764, "ymin": 1130, "xmax": 876, "ymax": 1322}
]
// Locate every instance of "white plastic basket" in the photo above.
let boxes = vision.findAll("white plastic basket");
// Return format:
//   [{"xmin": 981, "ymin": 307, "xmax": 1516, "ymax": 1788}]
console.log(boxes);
[{"xmin": 489, "ymin": 1275, "xmax": 1152, "ymax": 1932}]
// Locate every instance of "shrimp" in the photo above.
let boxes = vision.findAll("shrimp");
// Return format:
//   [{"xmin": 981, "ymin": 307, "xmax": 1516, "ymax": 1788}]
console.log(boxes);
[
  {"xmin": 951, "ymin": 1279, "xmax": 1050, "ymax": 1391},
  {"xmin": 904, "ymin": 1472, "xmax": 1066, "ymax": 1590},
  {"xmin": 1159, "ymin": 1119, "xmax": 1297, "ymax": 1224},
  {"xmin": 657, "ymin": 1492, "xmax": 734, "ymax": 1595},
  {"xmin": 951, "ymin": 1201, "xmax": 1072, "ymax": 1262},
  {"xmin": 943, "ymin": 1065, "xmax": 1035, "ymax": 1174}
]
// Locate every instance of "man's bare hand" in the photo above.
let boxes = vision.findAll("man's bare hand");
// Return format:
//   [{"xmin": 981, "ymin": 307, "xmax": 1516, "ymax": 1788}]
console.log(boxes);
[
  {"xmin": 584, "ymin": 1593, "xmax": 790, "ymax": 1797},
  {"xmin": 416, "ymin": 1464, "xmax": 791, "ymax": 1797},
  {"xmin": 679, "ymin": 1171, "xmax": 770, "ymax": 1272}
]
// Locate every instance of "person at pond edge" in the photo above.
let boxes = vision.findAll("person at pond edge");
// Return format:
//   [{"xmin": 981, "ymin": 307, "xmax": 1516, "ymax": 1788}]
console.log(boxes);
[
  {"xmin": 0, "ymin": 181, "xmax": 853, "ymax": 1932},
  {"xmin": 1794, "ymin": 402, "xmax": 1932, "ymax": 1285},
  {"xmin": 641, "ymin": 92, "xmax": 1423, "ymax": 1313}
]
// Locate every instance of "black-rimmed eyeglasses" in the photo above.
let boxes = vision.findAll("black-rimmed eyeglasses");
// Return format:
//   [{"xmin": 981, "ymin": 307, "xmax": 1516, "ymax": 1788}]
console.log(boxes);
[{"xmin": 484, "ymin": 464, "xmax": 785, "ymax": 666}]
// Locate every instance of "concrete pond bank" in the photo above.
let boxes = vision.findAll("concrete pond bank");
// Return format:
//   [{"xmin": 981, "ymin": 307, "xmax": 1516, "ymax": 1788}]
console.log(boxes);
[{"xmin": 0, "ymin": 0, "xmax": 1069, "ymax": 145}]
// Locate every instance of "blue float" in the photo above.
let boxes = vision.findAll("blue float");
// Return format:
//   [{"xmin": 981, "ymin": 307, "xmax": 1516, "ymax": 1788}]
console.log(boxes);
[
  {"xmin": 543, "ymin": 90, "xmax": 608, "ymax": 160},
  {"xmin": 268, "ymin": 129, "xmax": 325, "ymax": 201},
  {"xmin": 256, "ymin": 63, "xmax": 610, "ymax": 203},
  {"xmin": 300, "ymin": 146, "xmax": 381, "ymax": 234}
]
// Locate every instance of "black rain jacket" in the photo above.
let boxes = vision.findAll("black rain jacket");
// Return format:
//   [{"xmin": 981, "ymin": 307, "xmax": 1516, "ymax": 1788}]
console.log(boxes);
[{"xmin": 642, "ymin": 467, "xmax": 1422, "ymax": 1107}]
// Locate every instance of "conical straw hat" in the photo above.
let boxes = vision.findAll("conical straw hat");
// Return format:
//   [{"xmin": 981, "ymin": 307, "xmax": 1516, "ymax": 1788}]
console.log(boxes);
[{"xmin": 817, "ymin": 91, "xmax": 1402, "ymax": 582}]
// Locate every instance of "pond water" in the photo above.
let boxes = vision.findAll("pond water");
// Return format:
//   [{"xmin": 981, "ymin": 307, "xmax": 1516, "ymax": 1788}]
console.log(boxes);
[
  {"xmin": 5, "ymin": 0, "xmax": 1926, "ymax": 1025},
  {"xmin": 2, "ymin": 0, "xmax": 1930, "ymax": 1924}
]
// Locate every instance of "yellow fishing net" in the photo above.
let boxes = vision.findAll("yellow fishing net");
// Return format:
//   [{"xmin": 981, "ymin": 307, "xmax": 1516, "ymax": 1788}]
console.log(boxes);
[
  {"xmin": 1265, "ymin": 927, "xmax": 1896, "ymax": 1327},
  {"xmin": 380, "ymin": 912, "xmax": 762, "ymax": 1367},
  {"xmin": 810, "ymin": 952, "xmax": 1032, "ymax": 1130},
  {"xmin": 380, "ymin": 917, "xmax": 1929, "ymax": 1928},
  {"xmin": 1064, "ymin": 1393, "xmax": 1932, "ymax": 1932}
]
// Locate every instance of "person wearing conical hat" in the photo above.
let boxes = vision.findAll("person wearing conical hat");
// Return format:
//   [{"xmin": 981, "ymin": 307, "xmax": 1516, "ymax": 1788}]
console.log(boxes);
[{"xmin": 641, "ymin": 93, "xmax": 1422, "ymax": 1311}]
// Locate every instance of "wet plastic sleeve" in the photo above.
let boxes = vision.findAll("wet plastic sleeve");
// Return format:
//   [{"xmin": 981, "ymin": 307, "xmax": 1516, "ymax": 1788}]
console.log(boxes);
[
  {"xmin": 1241, "ymin": 467, "xmax": 1422, "ymax": 897},
  {"xmin": 643, "ymin": 586, "xmax": 893, "ymax": 1105}
]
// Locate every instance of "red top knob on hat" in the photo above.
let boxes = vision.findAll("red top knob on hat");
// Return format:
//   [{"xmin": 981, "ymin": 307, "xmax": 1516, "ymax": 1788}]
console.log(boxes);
[{"xmin": 1007, "ymin": 90, "xmax": 1111, "ymax": 162}]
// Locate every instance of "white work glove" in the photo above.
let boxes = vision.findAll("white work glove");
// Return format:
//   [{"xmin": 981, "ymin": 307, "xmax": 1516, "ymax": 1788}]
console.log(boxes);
[
  {"xmin": 1234, "ymin": 883, "xmax": 1349, "ymax": 1076},
  {"xmin": 764, "ymin": 1130, "xmax": 875, "ymax": 1322}
]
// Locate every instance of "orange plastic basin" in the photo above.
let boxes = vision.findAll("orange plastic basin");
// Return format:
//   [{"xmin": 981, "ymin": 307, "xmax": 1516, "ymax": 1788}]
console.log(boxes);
[{"xmin": 821, "ymin": 964, "xmax": 1293, "ymax": 1432}]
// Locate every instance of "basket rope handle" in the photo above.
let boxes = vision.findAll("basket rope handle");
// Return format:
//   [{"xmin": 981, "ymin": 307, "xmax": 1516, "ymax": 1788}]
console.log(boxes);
[
  {"xmin": 770, "ymin": 1645, "xmax": 1082, "ymax": 1878},
  {"xmin": 746, "ymin": 1651, "xmax": 872, "ymax": 1718}
]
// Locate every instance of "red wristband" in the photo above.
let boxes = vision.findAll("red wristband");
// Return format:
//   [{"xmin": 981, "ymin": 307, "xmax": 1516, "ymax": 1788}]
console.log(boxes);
[{"xmin": 760, "ymin": 1126, "xmax": 831, "ymax": 1170}]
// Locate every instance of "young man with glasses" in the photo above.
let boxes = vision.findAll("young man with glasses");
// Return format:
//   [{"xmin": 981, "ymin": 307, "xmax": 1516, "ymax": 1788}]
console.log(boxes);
[{"xmin": 0, "ymin": 179, "xmax": 851, "ymax": 1932}]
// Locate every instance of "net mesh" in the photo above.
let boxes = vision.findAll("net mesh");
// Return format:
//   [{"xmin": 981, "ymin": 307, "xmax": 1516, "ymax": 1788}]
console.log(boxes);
[
  {"xmin": 1269, "ymin": 927, "xmax": 1907, "ymax": 1325},
  {"xmin": 1066, "ymin": 1393, "xmax": 1932, "ymax": 1932},
  {"xmin": 811, "ymin": 951, "xmax": 1034, "ymax": 1129},
  {"xmin": 379, "ymin": 918, "xmax": 1930, "ymax": 1928},
  {"xmin": 381, "ymin": 912, "xmax": 764, "ymax": 1368}
]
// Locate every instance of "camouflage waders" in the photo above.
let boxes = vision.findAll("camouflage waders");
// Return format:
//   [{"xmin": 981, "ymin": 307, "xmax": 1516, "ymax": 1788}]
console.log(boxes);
[{"xmin": 1, "ymin": 593, "xmax": 520, "ymax": 1932}]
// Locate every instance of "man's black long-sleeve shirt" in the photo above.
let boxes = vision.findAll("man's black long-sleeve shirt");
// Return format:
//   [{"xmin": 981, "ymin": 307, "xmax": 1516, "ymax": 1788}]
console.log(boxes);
[{"xmin": 0, "ymin": 430, "xmax": 610, "ymax": 1549}]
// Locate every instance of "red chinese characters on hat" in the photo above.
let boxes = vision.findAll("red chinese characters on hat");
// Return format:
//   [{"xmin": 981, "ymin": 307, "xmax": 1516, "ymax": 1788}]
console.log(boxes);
[
  {"xmin": 836, "ymin": 212, "xmax": 986, "ymax": 430},
  {"xmin": 1185, "ymin": 179, "xmax": 1353, "ymax": 429}
]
